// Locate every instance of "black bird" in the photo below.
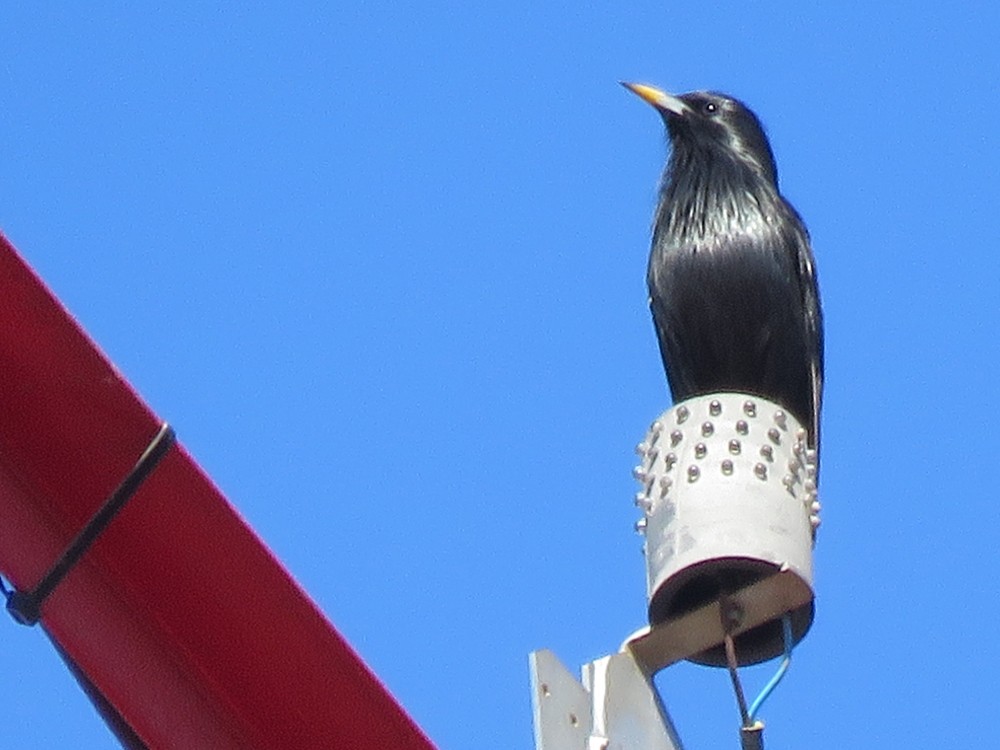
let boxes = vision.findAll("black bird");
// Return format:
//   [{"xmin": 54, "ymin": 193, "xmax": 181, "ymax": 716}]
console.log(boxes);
[{"xmin": 623, "ymin": 83, "xmax": 823, "ymax": 447}]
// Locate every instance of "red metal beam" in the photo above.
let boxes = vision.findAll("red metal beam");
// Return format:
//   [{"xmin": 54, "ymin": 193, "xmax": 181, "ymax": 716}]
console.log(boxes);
[{"xmin": 0, "ymin": 232, "xmax": 436, "ymax": 749}]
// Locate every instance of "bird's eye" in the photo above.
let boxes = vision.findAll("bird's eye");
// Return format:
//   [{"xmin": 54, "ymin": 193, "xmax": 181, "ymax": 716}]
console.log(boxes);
[{"xmin": 703, "ymin": 101, "xmax": 718, "ymax": 115}]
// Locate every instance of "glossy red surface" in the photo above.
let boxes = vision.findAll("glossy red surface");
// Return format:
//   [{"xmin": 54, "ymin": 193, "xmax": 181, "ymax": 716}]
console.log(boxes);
[{"xmin": 0, "ymin": 232, "xmax": 435, "ymax": 749}]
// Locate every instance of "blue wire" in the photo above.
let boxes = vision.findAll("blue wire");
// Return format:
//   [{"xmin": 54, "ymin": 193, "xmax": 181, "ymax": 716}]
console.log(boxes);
[{"xmin": 748, "ymin": 614, "xmax": 794, "ymax": 721}]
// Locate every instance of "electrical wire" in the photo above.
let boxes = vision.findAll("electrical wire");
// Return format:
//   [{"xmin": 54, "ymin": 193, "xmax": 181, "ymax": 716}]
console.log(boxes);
[
  {"xmin": 723, "ymin": 631, "xmax": 751, "ymax": 726},
  {"xmin": 748, "ymin": 614, "xmax": 794, "ymax": 721}
]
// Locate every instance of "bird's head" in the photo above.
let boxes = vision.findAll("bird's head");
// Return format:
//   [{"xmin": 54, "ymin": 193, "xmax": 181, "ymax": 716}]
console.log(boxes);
[{"xmin": 622, "ymin": 83, "xmax": 779, "ymax": 187}]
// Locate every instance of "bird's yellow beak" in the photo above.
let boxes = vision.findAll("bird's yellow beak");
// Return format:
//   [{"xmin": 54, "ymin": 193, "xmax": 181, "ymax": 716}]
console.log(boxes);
[{"xmin": 621, "ymin": 82, "xmax": 690, "ymax": 117}]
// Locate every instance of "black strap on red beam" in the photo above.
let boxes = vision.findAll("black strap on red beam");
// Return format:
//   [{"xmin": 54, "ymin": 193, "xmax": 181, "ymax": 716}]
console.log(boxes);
[{"xmin": 5, "ymin": 423, "xmax": 176, "ymax": 626}]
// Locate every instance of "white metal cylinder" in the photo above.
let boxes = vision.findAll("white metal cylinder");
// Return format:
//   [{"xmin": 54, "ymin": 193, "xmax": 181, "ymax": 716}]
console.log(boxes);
[{"xmin": 633, "ymin": 393, "xmax": 819, "ymax": 666}]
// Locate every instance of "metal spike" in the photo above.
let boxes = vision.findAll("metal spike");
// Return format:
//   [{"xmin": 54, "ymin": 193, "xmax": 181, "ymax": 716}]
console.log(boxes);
[
  {"xmin": 736, "ymin": 420, "xmax": 749, "ymax": 436},
  {"xmin": 664, "ymin": 453, "xmax": 677, "ymax": 471},
  {"xmin": 701, "ymin": 421, "xmax": 714, "ymax": 437},
  {"xmin": 687, "ymin": 465, "xmax": 700, "ymax": 482},
  {"xmin": 635, "ymin": 517, "xmax": 648, "ymax": 534},
  {"xmin": 695, "ymin": 443, "xmax": 707, "ymax": 459},
  {"xmin": 676, "ymin": 406, "xmax": 689, "ymax": 424},
  {"xmin": 709, "ymin": 399, "xmax": 722, "ymax": 416},
  {"xmin": 774, "ymin": 410, "xmax": 787, "ymax": 429},
  {"xmin": 728, "ymin": 439, "xmax": 741, "ymax": 455},
  {"xmin": 670, "ymin": 430, "xmax": 683, "ymax": 447},
  {"xmin": 632, "ymin": 466, "xmax": 647, "ymax": 482},
  {"xmin": 767, "ymin": 427, "xmax": 781, "ymax": 444},
  {"xmin": 634, "ymin": 441, "xmax": 649, "ymax": 456},
  {"xmin": 760, "ymin": 444, "xmax": 774, "ymax": 461},
  {"xmin": 721, "ymin": 459, "xmax": 734, "ymax": 476},
  {"xmin": 743, "ymin": 400, "xmax": 757, "ymax": 418},
  {"xmin": 754, "ymin": 463, "xmax": 767, "ymax": 480}
]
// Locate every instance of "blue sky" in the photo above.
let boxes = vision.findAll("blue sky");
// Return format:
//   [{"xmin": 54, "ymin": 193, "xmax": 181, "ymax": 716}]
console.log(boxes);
[{"xmin": 2, "ymin": 2, "xmax": 999, "ymax": 747}]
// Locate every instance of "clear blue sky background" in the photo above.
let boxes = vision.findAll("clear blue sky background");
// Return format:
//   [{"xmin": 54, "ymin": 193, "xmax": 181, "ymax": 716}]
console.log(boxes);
[{"xmin": 2, "ymin": 3, "xmax": 999, "ymax": 748}]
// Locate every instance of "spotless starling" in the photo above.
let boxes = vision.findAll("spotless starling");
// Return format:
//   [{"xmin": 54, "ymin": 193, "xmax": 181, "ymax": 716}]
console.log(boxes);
[{"xmin": 623, "ymin": 83, "xmax": 823, "ymax": 447}]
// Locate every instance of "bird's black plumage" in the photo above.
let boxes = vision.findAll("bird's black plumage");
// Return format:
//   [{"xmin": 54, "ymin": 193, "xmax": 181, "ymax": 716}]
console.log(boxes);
[{"xmin": 625, "ymin": 84, "xmax": 823, "ymax": 446}]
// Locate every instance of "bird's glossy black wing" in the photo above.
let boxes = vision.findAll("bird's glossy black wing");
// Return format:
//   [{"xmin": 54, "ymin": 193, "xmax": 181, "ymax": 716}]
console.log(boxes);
[
  {"xmin": 783, "ymin": 210, "xmax": 824, "ymax": 452},
  {"xmin": 647, "ymin": 224, "xmax": 820, "ymax": 440}
]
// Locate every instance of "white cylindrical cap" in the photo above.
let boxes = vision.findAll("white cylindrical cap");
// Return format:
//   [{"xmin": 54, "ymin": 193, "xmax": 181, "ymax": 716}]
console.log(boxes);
[{"xmin": 633, "ymin": 393, "xmax": 818, "ymax": 666}]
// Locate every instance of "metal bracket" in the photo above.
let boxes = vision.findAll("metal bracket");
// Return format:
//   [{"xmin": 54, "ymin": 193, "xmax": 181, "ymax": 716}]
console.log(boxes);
[
  {"xmin": 626, "ymin": 569, "xmax": 811, "ymax": 675},
  {"xmin": 530, "ymin": 649, "xmax": 683, "ymax": 750},
  {"xmin": 529, "ymin": 570, "xmax": 812, "ymax": 749}
]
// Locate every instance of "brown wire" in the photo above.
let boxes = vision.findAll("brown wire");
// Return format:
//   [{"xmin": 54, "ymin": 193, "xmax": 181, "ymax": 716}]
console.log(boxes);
[
  {"xmin": 719, "ymin": 596, "xmax": 751, "ymax": 728},
  {"xmin": 724, "ymin": 631, "xmax": 751, "ymax": 727}
]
